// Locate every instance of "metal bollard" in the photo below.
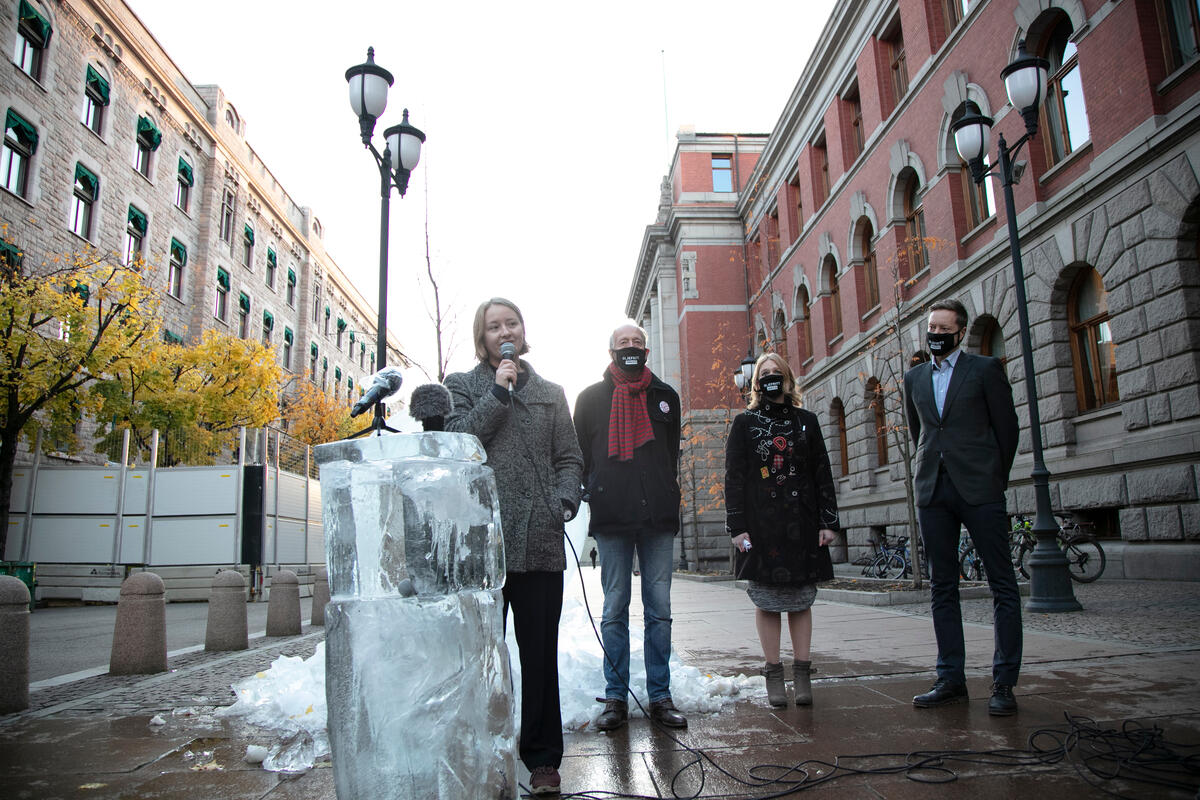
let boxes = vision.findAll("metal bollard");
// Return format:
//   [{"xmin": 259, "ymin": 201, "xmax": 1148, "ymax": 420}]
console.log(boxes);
[
  {"xmin": 265, "ymin": 569, "xmax": 301, "ymax": 636},
  {"xmin": 311, "ymin": 566, "xmax": 329, "ymax": 627},
  {"xmin": 205, "ymin": 570, "xmax": 249, "ymax": 651},
  {"xmin": 0, "ymin": 575, "xmax": 30, "ymax": 713},
  {"xmin": 109, "ymin": 572, "xmax": 167, "ymax": 675}
]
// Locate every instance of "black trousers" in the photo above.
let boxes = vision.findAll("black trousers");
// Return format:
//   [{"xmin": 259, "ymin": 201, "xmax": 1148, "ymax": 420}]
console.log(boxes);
[
  {"xmin": 503, "ymin": 570, "xmax": 563, "ymax": 770},
  {"xmin": 917, "ymin": 471, "xmax": 1022, "ymax": 686}
]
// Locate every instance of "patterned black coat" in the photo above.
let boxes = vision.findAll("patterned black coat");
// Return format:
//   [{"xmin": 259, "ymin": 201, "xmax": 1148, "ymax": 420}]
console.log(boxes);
[{"xmin": 724, "ymin": 400, "xmax": 839, "ymax": 585}]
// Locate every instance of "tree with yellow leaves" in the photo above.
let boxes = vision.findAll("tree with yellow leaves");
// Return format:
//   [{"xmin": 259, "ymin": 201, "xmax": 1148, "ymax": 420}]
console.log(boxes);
[
  {"xmin": 281, "ymin": 379, "xmax": 356, "ymax": 446},
  {"xmin": 91, "ymin": 329, "xmax": 284, "ymax": 467},
  {"xmin": 0, "ymin": 238, "xmax": 162, "ymax": 559}
]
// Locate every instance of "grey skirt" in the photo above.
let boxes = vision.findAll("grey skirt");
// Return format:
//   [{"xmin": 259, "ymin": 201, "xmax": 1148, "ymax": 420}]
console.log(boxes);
[{"xmin": 747, "ymin": 580, "xmax": 818, "ymax": 613}]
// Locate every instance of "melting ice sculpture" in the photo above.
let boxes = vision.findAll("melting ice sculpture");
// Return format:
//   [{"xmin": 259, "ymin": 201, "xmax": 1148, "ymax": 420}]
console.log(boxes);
[{"xmin": 314, "ymin": 431, "xmax": 516, "ymax": 800}]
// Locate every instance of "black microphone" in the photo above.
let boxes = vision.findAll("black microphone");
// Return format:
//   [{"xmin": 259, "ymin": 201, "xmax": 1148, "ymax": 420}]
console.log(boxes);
[
  {"xmin": 408, "ymin": 383, "xmax": 452, "ymax": 431},
  {"xmin": 350, "ymin": 366, "xmax": 404, "ymax": 417},
  {"xmin": 499, "ymin": 342, "xmax": 516, "ymax": 395}
]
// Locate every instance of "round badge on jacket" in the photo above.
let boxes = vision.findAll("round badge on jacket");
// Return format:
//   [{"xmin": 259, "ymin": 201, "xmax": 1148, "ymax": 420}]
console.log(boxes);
[{"xmin": 659, "ymin": 401, "xmax": 670, "ymax": 413}]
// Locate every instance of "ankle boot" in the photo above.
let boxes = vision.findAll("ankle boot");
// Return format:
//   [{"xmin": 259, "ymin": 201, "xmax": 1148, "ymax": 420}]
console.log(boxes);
[
  {"xmin": 762, "ymin": 661, "xmax": 787, "ymax": 707},
  {"xmin": 792, "ymin": 660, "xmax": 813, "ymax": 706}
]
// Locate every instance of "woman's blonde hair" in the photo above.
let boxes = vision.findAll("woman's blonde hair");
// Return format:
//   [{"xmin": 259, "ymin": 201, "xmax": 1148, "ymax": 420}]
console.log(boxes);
[
  {"xmin": 472, "ymin": 297, "xmax": 531, "ymax": 362},
  {"xmin": 748, "ymin": 352, "xmax": 803, "ymax": 409}
]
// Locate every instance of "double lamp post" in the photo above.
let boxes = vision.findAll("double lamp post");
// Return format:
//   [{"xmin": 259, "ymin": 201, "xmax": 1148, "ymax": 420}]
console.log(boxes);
[
  {"xmin": 952, "ymin": 41, "xmax": 1080, "ymax": 612},
  {"xmin": 344, "ymin": 47, "xmax": 425, "ymax": 435}
]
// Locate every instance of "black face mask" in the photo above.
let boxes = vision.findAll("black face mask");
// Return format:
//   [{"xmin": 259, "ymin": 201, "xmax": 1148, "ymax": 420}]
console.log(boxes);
[
  {"xmin": 612, "ymin": 347, "xmax": 647, "ymax": 372},
  {"xmin": 927, "ymin": 330, "xmax": 961, "ymax": 357},
  {"xmin": 758, "ymin": 375, "xmax": 784, "ymax": 397}
]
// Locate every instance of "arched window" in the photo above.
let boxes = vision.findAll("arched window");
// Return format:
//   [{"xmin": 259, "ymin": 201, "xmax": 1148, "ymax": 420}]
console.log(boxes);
[
  {"xmin": 794, "ymin": 286, "xmax": 813, "ymax": 361},
  {"xmin": 1040, "ymin": 16, "xmax": 1090, "ymax": 166},
  {"xmin": 867, "ymin": 378, "xmax": 889, "ymax": 466},
  {"xmin": 831, "ymin": 398, "xmax": 849, "ymax": 477},
  {"xmin": 822, "ymin": 256, "xmax": 842, "ymax": 341},
  {"xmin": 859, "ymin": 219, "xmax": 879, "ymax": 310},
  {"xmin": 903, "ymin": 174, "xmax": 928, "ymax": 276},
  {"xmin": 977, "ymin": 315, "xmax": 1007, "ymax": 365},
  {"xmin": 952, "ymin": 102, "xmax": 995, "ymax": 228},
  {"xmin": 1069, "ymin": 267, "xmax": 1119, "ymax": 410},
  {"xmin": 772, "ymin": 308, "xmax": 788, "ymax": 362}
]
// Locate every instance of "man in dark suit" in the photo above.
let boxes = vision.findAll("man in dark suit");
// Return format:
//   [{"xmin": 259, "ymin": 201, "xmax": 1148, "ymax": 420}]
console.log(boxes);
[{"xmin": 903, "ymin": 298, "xmax": 1022, "ymax": 716}]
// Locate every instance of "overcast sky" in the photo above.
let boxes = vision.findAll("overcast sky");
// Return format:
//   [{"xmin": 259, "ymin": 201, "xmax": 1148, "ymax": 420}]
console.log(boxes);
[{"xmin": 127, "ymin": 0, "xmax": 837, "ymax": 417}]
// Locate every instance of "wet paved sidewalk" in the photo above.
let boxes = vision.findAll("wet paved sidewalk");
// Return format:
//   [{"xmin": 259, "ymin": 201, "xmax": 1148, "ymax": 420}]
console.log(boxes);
[{"xmin": 2, "ymin": 574, "xmax": 1199, "ymax": 799}]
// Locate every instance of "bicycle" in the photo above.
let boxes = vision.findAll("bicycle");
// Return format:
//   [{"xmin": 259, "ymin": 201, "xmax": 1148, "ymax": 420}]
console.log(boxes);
[
  {"xmin": 959, "ymin": 514, "xmax": 1106, "ymax": 583},
  {"xmin": 863, "ymin": 534, "xmax": 911, "ymax": 579}
]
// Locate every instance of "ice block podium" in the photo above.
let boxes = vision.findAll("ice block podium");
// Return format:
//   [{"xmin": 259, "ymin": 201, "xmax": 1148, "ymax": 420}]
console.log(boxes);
[{"xmin": 315, "ymin": 431, "xmax": 516, "ymax": 799}]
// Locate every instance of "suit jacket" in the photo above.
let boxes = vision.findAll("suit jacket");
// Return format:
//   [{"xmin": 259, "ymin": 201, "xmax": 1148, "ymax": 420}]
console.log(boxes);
[{"xmin": 903, "ymin": 352, "xmax": 1018, "ymax": 507}]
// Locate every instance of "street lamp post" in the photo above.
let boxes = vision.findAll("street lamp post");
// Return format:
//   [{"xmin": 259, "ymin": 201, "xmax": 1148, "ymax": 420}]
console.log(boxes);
[
  {"xmin": 345, "ymin": 47, "xmax": 425, "ymax": 436},
  {"xmin": 732, "ymin": 352, "xmax": 756, "ymax": 397},
  {"xmin": 952, "ymin": 41, "xmax": 1081, "ymax": 612}
]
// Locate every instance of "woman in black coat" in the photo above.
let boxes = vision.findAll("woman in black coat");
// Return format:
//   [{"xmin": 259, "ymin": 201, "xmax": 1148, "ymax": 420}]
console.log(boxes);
[{"xmin": 724, "ymin": 353, "xmax": 838, "ymax": 708}]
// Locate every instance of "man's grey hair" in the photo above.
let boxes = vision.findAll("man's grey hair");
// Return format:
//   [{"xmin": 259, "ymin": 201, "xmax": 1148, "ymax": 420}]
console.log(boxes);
[{"xmin": 609, "ymin": 321, "xmax": 648, "ymax": 350}]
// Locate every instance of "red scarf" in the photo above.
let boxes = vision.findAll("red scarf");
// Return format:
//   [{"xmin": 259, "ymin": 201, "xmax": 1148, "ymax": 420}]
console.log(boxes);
[{"xmin": 607, "ymin": 363, "xmax": 655, "ymax": 461}]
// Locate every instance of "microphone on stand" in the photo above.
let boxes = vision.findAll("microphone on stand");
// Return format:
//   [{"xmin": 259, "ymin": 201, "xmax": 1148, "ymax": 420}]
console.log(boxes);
[
  {"xmin": 350, "ymin": 366, "xmax": 404, "ymax": 418},
  {"xmin": 499, "ymin": 342, "xmax": 516, "ymax": 396}
]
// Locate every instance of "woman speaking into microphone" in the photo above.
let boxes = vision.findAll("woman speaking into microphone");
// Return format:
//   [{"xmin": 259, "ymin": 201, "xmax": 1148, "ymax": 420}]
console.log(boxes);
[{"xmin": 443, "ymin": 297, "xmax": 582, "ymax": 796}]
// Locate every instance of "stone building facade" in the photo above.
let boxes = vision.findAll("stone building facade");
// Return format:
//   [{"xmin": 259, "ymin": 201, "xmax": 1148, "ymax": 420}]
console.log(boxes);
[
  {"xmin": 629, "ymin": 0, "xmax": 1200, "ymax": 578},
  {"xmin": 1, "ymin": 0, "xmax": 403, "ymax": 454}
]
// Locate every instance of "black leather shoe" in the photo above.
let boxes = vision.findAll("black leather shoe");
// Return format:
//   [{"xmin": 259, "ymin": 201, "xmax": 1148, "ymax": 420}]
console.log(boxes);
[
  {"xmin": 649, "ymin": 697, "xmax": 688, "ymax": 728},
  {"xmin": 912, "ymin": 679, "xmax": 968, "ymax": 708},
  {"xmin": 988, "ymin": 683, "xmax": 1018, "ymax": 716},
  {"xmin": 596, "ymin": 699, "xmax": 627, "ymax": 731}
]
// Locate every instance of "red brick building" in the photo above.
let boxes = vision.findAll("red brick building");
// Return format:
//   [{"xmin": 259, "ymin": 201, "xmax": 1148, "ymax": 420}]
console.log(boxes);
[{"xmin": 630, "ymin": 0, "xmax": 1200, "ymax": 576}]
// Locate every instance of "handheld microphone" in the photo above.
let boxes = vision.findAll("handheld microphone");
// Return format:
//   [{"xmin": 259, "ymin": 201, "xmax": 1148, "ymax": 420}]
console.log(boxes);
[
  {"xmin": 408, "ymin": 383, "xmax": 452, "ymax": 431},
  {"xmin": 499, "ymin": 342, "xmax": 516, "ymax": 395},
  {"xmin": 350, "ymin": 366, "xmax": 404, "ymax": 418}
]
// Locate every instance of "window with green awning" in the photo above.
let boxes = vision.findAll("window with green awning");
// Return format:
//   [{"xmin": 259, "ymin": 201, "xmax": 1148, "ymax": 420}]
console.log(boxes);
[
  {"xmin": 243, "ymin": 224, "xmax": 254, "ymax": 245},
  {"xmin": 263, "ymin": 310, "xmax": 274, "ymax": 327},
  {"xmin": 267, "ymin": 248, "xmax": 276, "ymax": 267},
  {"xmin": 284, "ymin": 327, "xmax": 294, "ymax": 344},
  {"xmin": 217, "ymin": 268, "xmax": 230, "ymax": 290},
  {"xmin": 163, "ymin": 330, "xmax": 184, "ymax": 345},
  {"xmin": 348, "ymin": 378, "xmax": 353, "ymax": 390},
  {"xmin": 136, "ymin": 116, "xmax": 162, "ymax": 150},
  {"xmin": 127, "ymin": 205, "xmax": 147, "ymax": 235},
  {"xmin": 349, "ymin": 332, "xmax": 356, "ymax": 344},
  {"xmin": 324, "ymin": 305, "xmax": 330, "ymax": 318},
  {"xmin": 238, "ymin": 292, "xmax": 250, "ymax": 313},
  {"xmin": 85, "ymin": 65, "xmax": 110, "ymax": 104},
  {"xmin": 74, "ymin": 163, "xmax": 99, "ymax": 199},
  {"xmin": 337, "ymin": 317, "xmax": 346, "ymax": 331},
  {"xmin": 311, "ymin": 342, "xmax": 319, "ymax": 357},
  {"xmin": 323, "ymin": 357, "xmax": 328, "ymax": 369},
  {"xmin": 177, "ymin": 157, "xmax": 193, "ymax": 186},
  {"xmin": 18, "ymin": 0, "xmax": 51, "ymax": 46},
  {"xmin": 361, "ymin": 342, "xmax": 366, "ymax": 355},
  {"xmin": 72, "ymin": 281, "xmax": 89, "ymax": 304},
  {"xmin": 335, "ymin": 367, "xmax": 342, "ymax": 381},
  {"xmin": 5, "ymin": 110, "xmax": 38, "ymax": 153},
  {"xmin": 170, "ymin": 238, "xmax": 187, "ymax": 266},
  {"xmin": 287, "ymin": 268, "xmax": 296, "ymax": 286}
]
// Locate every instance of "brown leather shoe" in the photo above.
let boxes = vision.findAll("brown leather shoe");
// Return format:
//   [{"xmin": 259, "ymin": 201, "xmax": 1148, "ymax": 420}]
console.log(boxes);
[{"xmin": 649, "ymin": 697, "xmax": 688, "ymax": 728}]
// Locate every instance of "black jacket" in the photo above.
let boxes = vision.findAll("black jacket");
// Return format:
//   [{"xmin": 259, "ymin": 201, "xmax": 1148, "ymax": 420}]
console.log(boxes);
[
  {"xmin": 724, "ymin": 400, "xmax": 838, "ymax": 584},
  {"xmin": 574, "ymin": 371, "xmax": 681, "ymax": 536}
]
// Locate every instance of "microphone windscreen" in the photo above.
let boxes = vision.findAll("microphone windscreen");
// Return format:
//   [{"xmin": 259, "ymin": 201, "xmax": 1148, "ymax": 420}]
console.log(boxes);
[{"xmin": 409, "ymin": 383, "xmax": 453, "ymax": 421}]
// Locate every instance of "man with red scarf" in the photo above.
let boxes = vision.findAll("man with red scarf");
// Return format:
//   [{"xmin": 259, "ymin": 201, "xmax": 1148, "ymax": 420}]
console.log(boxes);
[{"xmin": 574, "ymin": 322, "xmax": 686, "ymax": 732}]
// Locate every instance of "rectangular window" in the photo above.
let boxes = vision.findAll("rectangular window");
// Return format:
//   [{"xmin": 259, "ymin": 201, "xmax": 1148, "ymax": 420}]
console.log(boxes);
[
  {"xmin": 168, "ymin": 238, "xmax": 186, "ymax": 299},
  {"xmin": 1161, "ymin": 0, "xmax": 1200, "ymax": 72},
  {"xmin": 242, "ymin": 224, "xmax": 254, "ymax": 268},
  {"xmin": 70, "ymin": 163, "xmax": 99, "ymax": 240},
  {"xmin": 360, "ymin": 343, "xmax": 366, "ymax": 369},
  {"xmin": 81, "ymin": 66, "xmax": 109, "ymax": 136},
  {"xmin": 238, "ymin": 292, "xmax": 251, "ymax": 338},
  {"xmin": 312, "ymin": 283, "xmax": 322, "ymax": 322},
  {"xmin": 176, "ymin": 157, "xmax": 193, "ymax": 212},
  {"xmin": 812, "ymin": 133, "xmax": 830, "ymax": 206},
  {"xmin": 787, "ymin": 175, "xmax": 803, "ymax": 242},
  {"xmin": 12, "ymin": 1, "xmax": 51, "ymax": 81},
  {"xmin": 887, "ymin": 26, "xmax": 909, "ymax": 102},
  {"xmin": 2, "ymin": 110, "xmax": 37, "ymax": 197},
  {"xmin": 943, "ymin": 0, "xmax": 967, "ymax": 30},
  {"xmin": 265, "ymin": 248, "xmax": 276, "ymax": 288},
  {"xmin": 262, "ymin": 311, "xmax": 273, "ymax": 346},
  {"xmin": 336, "ymin": 317, "xmax": 346, "ymax": 349},
  {"xmin": 310, "ymin": 344, "xmax": 319, "ymax": 381},
  {"xmin": 282, "ymin": 328, "xmax": 294, "ymax": 370},
  {"xmin": 215, "ymin": 267, "xmax": 230, "ymax": 321},
  {"xmin": 133, "ymin": 117, "xmax": 161, "ymax": 179},
  {"xmin": 124, "ymin": 205, "xmax": 146, "ymax": 266},
  {"xmin": 845, "ymin": 85, "xmax": 864, "ymax": 160},
  {"xmin": 219, "ymin": 189, "xmax": 236, "ymax": 243},
  {"xmin": 286, "ymin": 267, "xmax": 297, "ymax": 307},
  {"xmin": 0, "ymin": 240, "xmax": 23, "ymax": 273},
  {"xmin": 711, "ymin": 155, "xmax": 733, "ymax": 192}
]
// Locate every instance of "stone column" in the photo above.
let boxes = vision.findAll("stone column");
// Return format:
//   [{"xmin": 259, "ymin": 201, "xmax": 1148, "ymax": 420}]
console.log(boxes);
[
  {"xmin": 109, "ymin": 572, "xmax": 167, "ymax": 675},
  {"xmin": 0, "ymin": 576, "xmax": 30, "ymax": 713},
  {"xmin": 205, "ymin": 570, "xmax": 248, "ymax": 651},
  {"xmin": 265, "ymin": 569, "xmax": 301, "ymax": 636}
]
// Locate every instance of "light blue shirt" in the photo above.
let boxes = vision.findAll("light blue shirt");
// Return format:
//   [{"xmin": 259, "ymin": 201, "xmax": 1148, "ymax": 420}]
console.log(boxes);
[{"xmin": 931, "ymin": 348, "xmax": 962, "ymax": 417}]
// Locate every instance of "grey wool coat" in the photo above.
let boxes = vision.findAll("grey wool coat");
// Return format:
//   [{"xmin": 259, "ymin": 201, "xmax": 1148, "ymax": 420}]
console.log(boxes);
[{"xmin": 443, "ymin": 360, "xmax": 583, "ymax": 573}]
